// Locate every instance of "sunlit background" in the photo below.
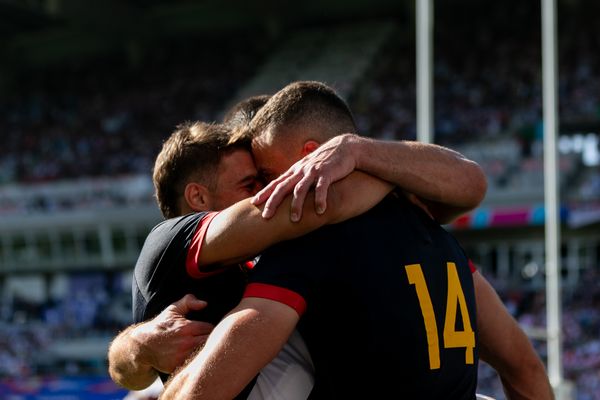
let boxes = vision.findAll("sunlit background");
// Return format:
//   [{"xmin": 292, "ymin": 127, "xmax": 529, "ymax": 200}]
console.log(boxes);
[{"xmin": 0, "ymin": 0, "xmax": 599, "ymax": 399}]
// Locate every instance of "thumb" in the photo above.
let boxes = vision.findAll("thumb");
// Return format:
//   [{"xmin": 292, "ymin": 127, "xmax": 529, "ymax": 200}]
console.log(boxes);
[{"xmin": 172, "ymin": 294, "xmax": 208, "ymax": 314}]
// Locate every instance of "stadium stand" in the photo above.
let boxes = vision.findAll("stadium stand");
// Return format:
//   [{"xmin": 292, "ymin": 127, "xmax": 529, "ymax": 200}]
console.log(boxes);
[
  {"xmin": 228, "ymin": 20, "xmax": 395, "ymax": 106},
  {"xmin": 0, "ymin": 0, "xmax": 599, "ymax": 398}
]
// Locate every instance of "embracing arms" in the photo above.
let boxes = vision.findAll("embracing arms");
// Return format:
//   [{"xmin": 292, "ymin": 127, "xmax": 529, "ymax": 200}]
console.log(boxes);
[
  {"xmin": 203, "ymin": 134, "xmax": 488, "ymax": 264},
  {"xmin": 473, "ymin": 271, "xmax": 554, "ymax": 400},
  {"xmin": 108, "ymin": 136, "xmax": 487, "ymax": 390},
  {"xmin": 108, "ymin": 172, "xmax": 391, "ymax": 390},
  {"xmin": 199, "ymin": 170, "xmax": 392, "ymax": 266},
  {"xmin": 157, "ymin": 272, "xmax": 556, "ymax": 400},
  {"xmin": 160, "ymin": 297, "xmax": 298, "ymax": 400},
  {"xmin": 108, "ymin": 295, "xmax": 214, "ymax": 390},
  {"xmin": 253, "ymin": 134, "xmax": 487, "ymax": 224}
]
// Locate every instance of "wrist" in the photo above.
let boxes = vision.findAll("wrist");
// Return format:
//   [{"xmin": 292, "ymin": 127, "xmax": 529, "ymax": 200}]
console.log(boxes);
[
  {"xmin": 343, "ymin": 133, "xmax": 365, "ymax": 170},
  {"xmin": 129, "ymin": 323, "xmax": 156, "ymax": 369}
]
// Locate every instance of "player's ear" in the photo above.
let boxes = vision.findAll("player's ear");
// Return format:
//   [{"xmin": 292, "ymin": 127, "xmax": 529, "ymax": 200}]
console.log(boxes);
[
  {"xmin": 301, "ymin": 140, "xmax": 320, "ymax": 156},
  {"xmin": 184, "ymin": 182, "xmax": 212, "ymax": 212}
]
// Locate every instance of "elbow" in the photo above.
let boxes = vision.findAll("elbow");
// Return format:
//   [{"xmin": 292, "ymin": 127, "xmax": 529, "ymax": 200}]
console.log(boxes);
[
  {"xmin": 321, "ymin": 186, "xmax": 346, "ymax": 224},
  {"xmin": 107, "ymin": 342, "xmax": 156, "ymax": 391},
  {"xmin": 107, "ymin": 363, "xmax": 147, "ymax": 391},
  {"xmin": 107, "ymin": 365, "xmax": 132, "ymax": 391},
  {"xmin": 474, "ymin": 163, "xmax": 488, "ymax": 204},
  {"xmin": 107, "ymin": 348, "xmax": 126, "ymax": 389},
  {"xmin": 107, "ymin": 366, "xmax": 121, "ymax": 388},
  {"xmin": 463, "ymin": 161, "xmax": 488, "ymax": 209}
]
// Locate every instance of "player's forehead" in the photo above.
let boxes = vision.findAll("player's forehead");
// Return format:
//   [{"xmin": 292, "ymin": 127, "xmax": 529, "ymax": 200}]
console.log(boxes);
[
  {"xmin": 250, "ymin": 140, "xmax": 287, "ymax": 177},
  {"xmin": 218, "ymin": 148, "xmax": 257, "ymax": 178},
  {"xmin": 251, "ymin": 131, "xmax": 273, "ymax": 162}
]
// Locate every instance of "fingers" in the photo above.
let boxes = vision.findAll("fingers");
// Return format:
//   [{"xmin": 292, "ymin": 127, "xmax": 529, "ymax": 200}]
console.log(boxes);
[
  {"xmin": 187, "ymin": 321, "xmax": 215, "ymax": 337},
  {"xmin": 165, "ymin": 320, "xmax": 213, "ymax": 344},
  {"xmin": 253, "ymin": 154, "xmax": 339, "ymax": 221},
  {"xmin": 313, "ymin": 176, "xmax": 330, "ymax": 215},
  {"xmin": 251, "ymin": 182, "xmax": 276, "ymax": 206},
  {"xmin": 262, "ymin": 174, "xmax": 301, "ymax": 219},
  {"xmin": 289, "ymin": 174, "xmax": 314, "ymax": 221},
  {"xmin": 251, "ymin": 172, "xmax": 291, "ymax": 214},
  {"xmin": 171, "ymin": 294, "xmax": 207, "ymax": 315},
  {"xmin": 155, "ymin": 335, "xmax": 208, "ymax": 374}
]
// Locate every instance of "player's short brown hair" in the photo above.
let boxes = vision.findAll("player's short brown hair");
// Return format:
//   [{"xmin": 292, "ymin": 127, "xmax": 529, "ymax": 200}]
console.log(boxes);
[
  {"xmin": 230, "ymin": 81, "xmax": 356, "ymax": 146},
  {"xmin": 153, "ymin": 121, "xmax": 249, "ymax": 219}
]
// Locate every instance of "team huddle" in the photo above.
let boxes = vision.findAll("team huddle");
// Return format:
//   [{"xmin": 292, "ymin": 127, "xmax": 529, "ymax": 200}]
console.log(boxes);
[{"xmin": 107, "ymin": 81, "xmax": 554, "ymax": 399}]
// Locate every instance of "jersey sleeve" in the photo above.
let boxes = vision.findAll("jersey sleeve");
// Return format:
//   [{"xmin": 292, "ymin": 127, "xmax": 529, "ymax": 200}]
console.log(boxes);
[
  {"xmin": 185, "ymin": 211, "xmax": 228, "ymax": 278},
  {"xmin": 244, "ymin": 283, "xmax": 307, "ymax": 316},
  {"xmin": 468, "ymin": 259, "xmax": 477, "ymax": 273},
  {"xmin": 243, "ymin": 228, "xmax": 332, "ymax": 317}
]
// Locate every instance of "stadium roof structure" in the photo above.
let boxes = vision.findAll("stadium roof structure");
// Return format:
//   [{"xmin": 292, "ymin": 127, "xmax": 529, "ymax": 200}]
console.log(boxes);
[
  {"xmin": 0, "ymin": 0, "xmax": 411, "ymax": 72},
  {"xmin": 0, "ymin": 1, "xmax": 55, "ymax": 35}
]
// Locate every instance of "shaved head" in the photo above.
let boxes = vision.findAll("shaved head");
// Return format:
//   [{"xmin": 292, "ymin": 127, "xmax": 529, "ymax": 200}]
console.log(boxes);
[{"xmin": 230, "ymin": 81, "xmax": 356, "ymax": 148}]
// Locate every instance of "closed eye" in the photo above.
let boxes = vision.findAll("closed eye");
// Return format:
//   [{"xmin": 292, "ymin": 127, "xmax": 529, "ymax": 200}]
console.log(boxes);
[{"xmin": 259, "ymin": 170, "xmax": 277, "ymax": 183}]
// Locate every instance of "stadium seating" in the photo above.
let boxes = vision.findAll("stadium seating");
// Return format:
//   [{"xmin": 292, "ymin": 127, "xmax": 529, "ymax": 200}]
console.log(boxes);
[
  {"xmin": 0, "ymin": 2, "xmax": 599, "ymax": 397},
  {"xmin": 228, "ymin": 20, "xmax": 395, "ymax": 106}
]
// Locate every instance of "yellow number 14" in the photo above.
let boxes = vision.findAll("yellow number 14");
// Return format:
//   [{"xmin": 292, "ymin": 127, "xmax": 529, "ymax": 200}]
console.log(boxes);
[{"xmin": 405, "ymin": 262, "xmax": 475, "ymax": 370}]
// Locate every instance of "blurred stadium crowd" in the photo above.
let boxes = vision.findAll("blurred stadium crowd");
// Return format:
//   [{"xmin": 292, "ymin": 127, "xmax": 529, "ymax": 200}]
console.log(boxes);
[
  {"xmin": 0, "ymin": 1, "xmax": 599, "ymax": 399},
  {"xmin": 1, "ymin": 270, "xmax": 599, "ymax": 398},
  {"xmin": 1, "ymin": 3, "xmax": 598, "ymax": 214}
]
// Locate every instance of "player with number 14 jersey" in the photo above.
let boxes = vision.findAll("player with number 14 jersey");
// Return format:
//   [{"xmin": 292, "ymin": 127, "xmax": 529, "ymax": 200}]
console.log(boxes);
[{"xmin": 244, "ymin": 192, "xmax": 478, "ymax": 399}]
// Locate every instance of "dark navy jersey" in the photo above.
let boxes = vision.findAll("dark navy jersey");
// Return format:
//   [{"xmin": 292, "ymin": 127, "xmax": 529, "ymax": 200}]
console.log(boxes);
[
  {"xmin": 131, "ymin": 211, "xmax": 252, "ymax": 393},
  {"xmin": 132, "ymin": 212, "xmax": 247, "ymax": 325},
  {"xmin": 244, "ymin": 194, "xmax": 478, "ymax": 399}
]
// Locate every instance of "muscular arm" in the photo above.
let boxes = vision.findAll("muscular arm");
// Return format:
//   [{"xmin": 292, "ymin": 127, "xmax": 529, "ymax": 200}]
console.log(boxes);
[
  {"xmin": 253, "ymin": 134, "xmax": 487, "ymax": 224},
  {"xmin": 108, "ymin": 324, "xmax": 158, "ymax": 390},
  {"xmin": 108, "ymin": 295, "xmax": 214, "ymax": 390},
  {"xmin": 199, "ymin": 170, "xmax": 392, "ymax": 266},
  {"xmin": 352, "ymin": 136, "xmax": 487, "ymax": 223},
  {"xmin": 161, "ymin": 298, "xmax": 298, "ymax": 400},
  {"xmin": 109, "ymin": 174, "xmax": 389, "ymax": 389},
  {"xmin": 474, "ymin": 272, "xmax": 554, "ymax": 400}
]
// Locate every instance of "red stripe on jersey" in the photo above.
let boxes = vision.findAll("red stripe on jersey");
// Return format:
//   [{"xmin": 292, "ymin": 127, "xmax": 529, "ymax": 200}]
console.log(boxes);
[
  {"xmin": 186, "ymin": 211, "xmax": 229, "ymax": 279},
  {"xmin": 468, "ymin": 259, "xmax": 477, "ymax": 273},
  {"xmin": 243, "ymin": 283, "xmax": 307, "ymax": 316}
]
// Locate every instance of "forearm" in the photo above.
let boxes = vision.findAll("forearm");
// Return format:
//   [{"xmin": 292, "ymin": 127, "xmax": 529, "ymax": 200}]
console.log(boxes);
[
  {"xmin": 480, "ymin": 323, "xmax": 554, "ymax": 400},
  {"xmin": 481, "ymin": 330, "xmax": 554, "ymax": 400},
  {"xmin": 108, "ymin": 325, "xmax": 158, "ymax": 390},
  {"xmin": 200, "ymin": 172, "xmax": 391, "ymax": 265},
  {"xmin": 325, "ymin": 171, "xmax": 393, "ymax": 223},
  {"xmin": 162, "ymin": 299, "xmax": 296, "ymax": 400},
  {"xmin": 474, "ymin": 272, "xmax": 554, "ymax": 400},
  {"xmin": 350, "ymin": 134, "xmax": 487, "ymax": 221},
  {"xmin": 498, "ymin": 362, "xmax": 555, "ymax": 400},
  {"xmin": 162, "ymin": 310, "xmax": 263, "ymax": 400},
  {"xmin": 201, "ymin": 197, "xmax": 328, "ymax": 266}
]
